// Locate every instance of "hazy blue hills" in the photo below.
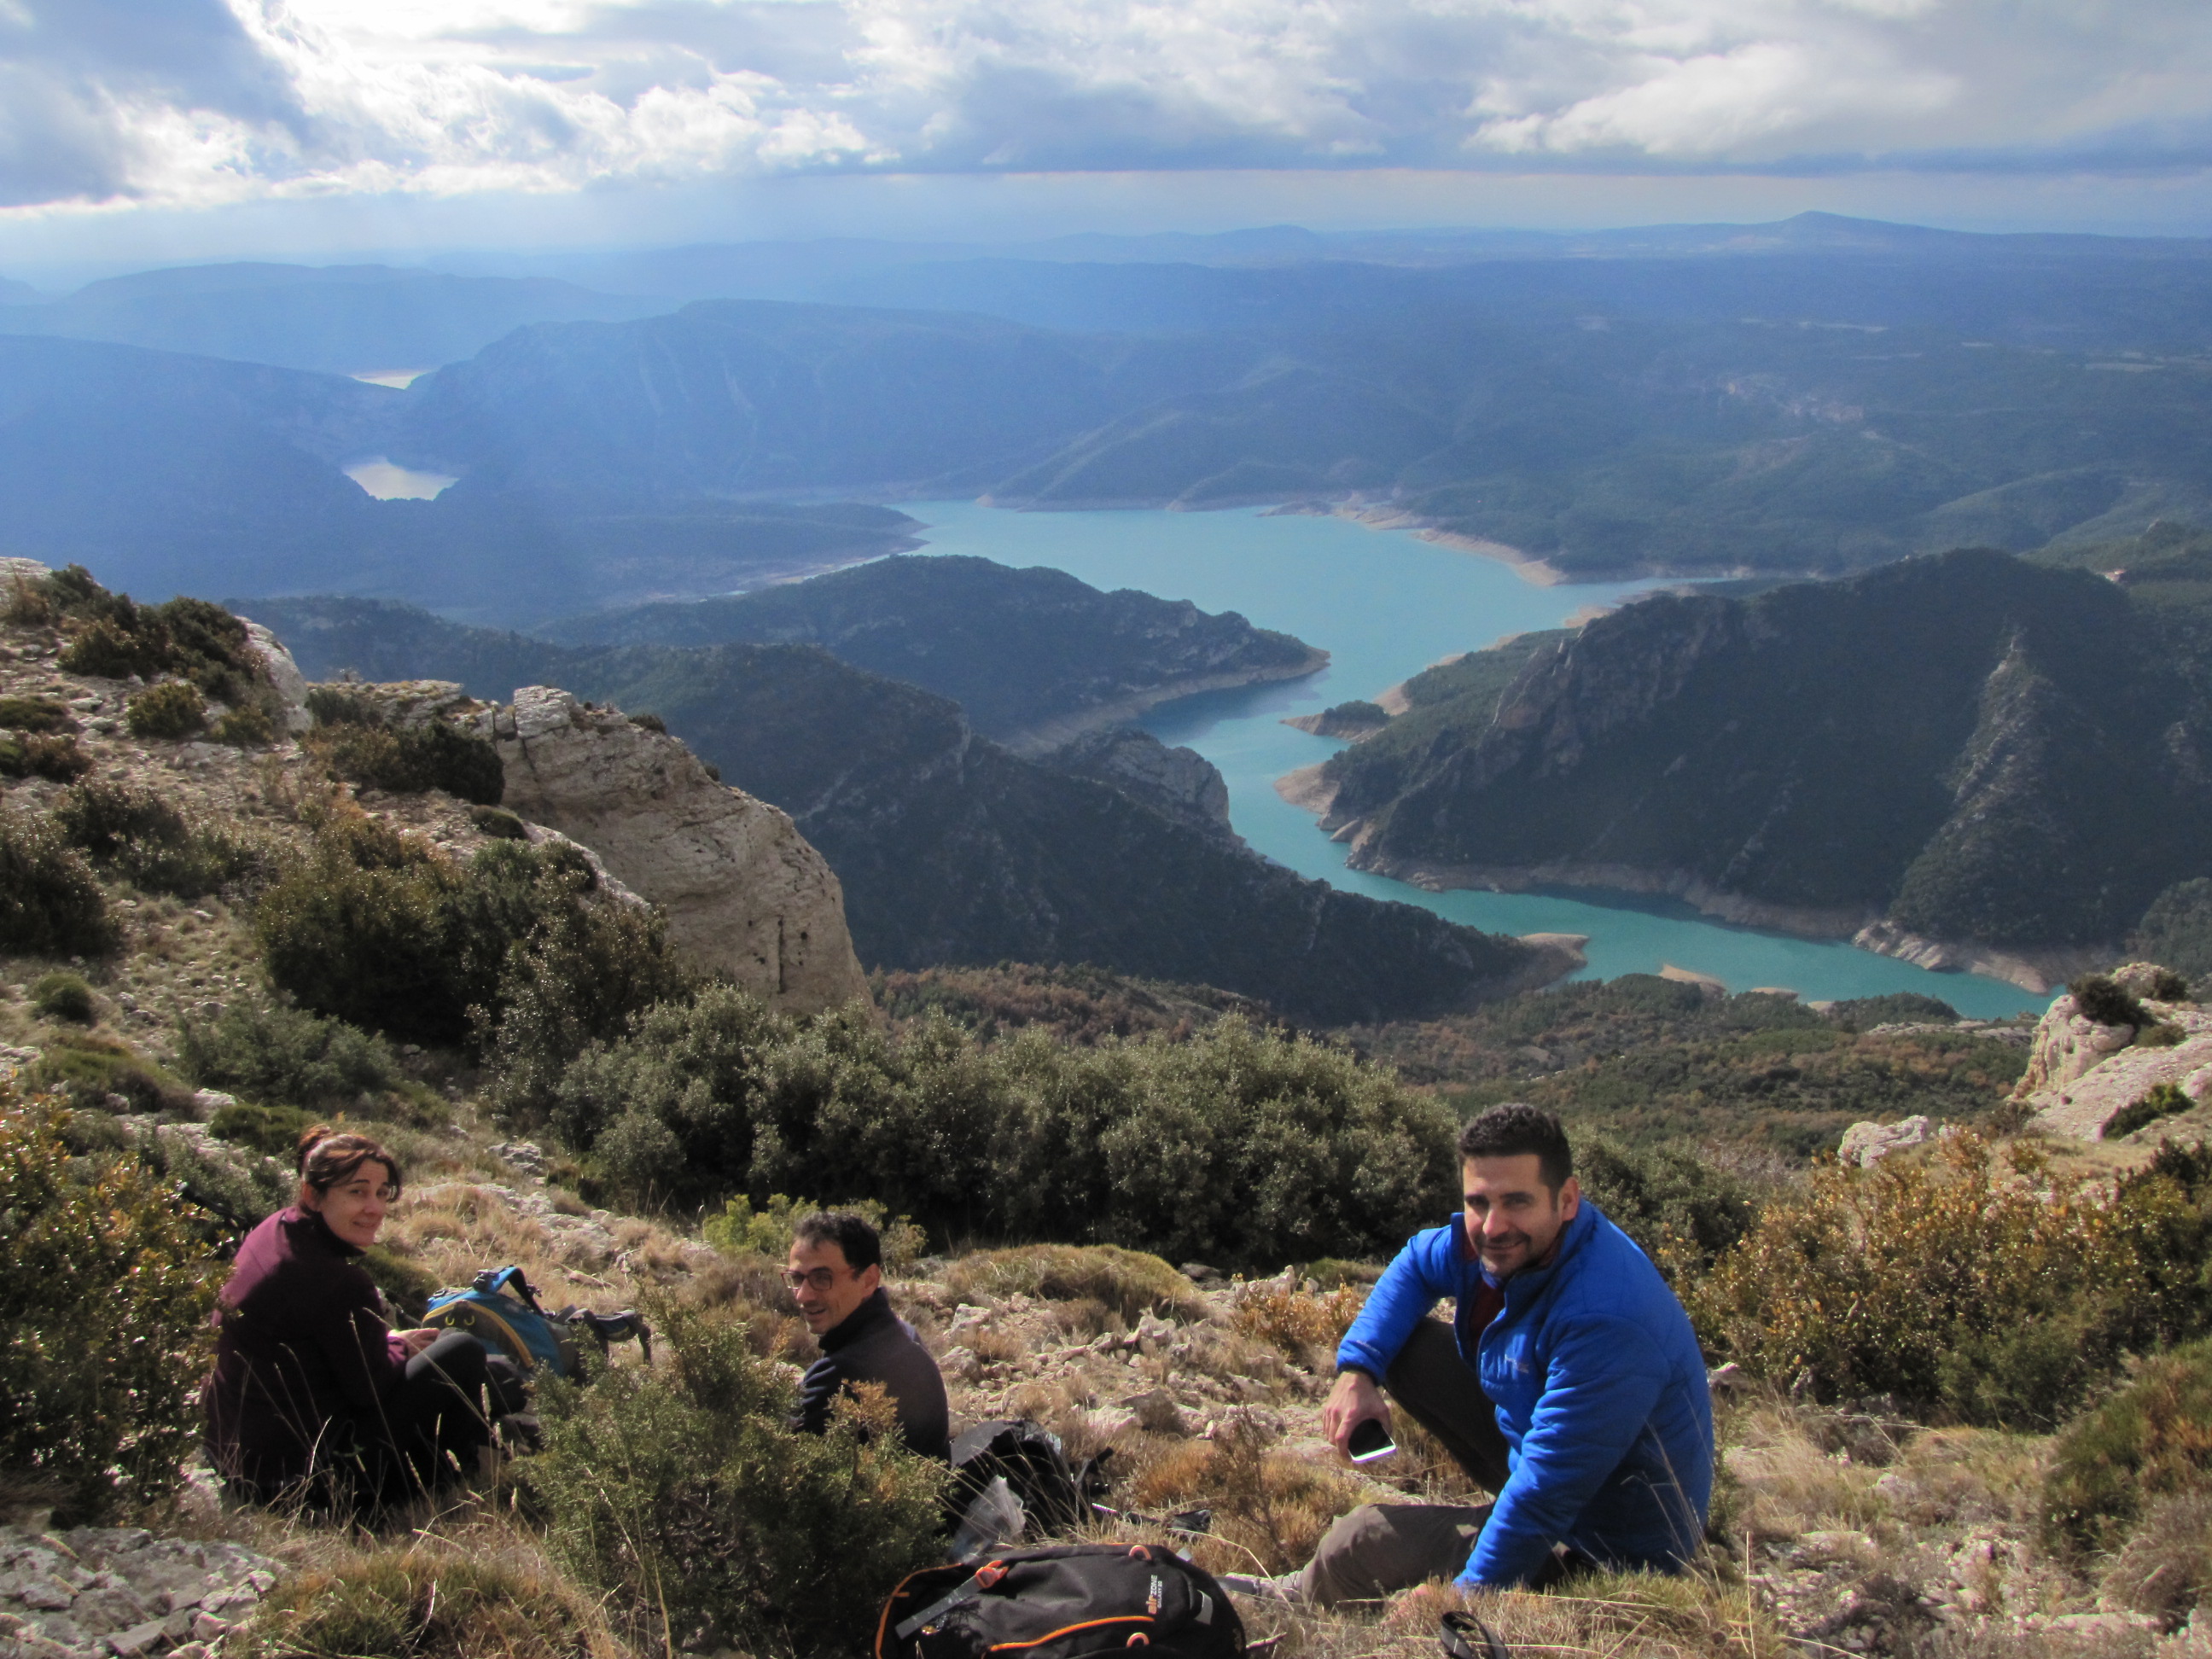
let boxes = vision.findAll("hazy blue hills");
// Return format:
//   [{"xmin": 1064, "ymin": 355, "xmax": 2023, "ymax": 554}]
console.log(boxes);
[
  {"xmin": 1318, "ymin": 550, "xmax": 2212, "ymax": 952},
  {"xmin": 544, "ymin": 554, "xmax": 1323, "ymax": 747},
  {"xmin": 0, "ymin": 334, "xmax": 916, "ymax": 621},
  {"xmin": 0, "ymin": 262, "xmax": 664, "ymax": 376},
  {"xmin": 398, "ymin": 299, "xmax": 1251, "ymax": 500},
  {"xmin": 15, "ymin": 219, "xmax": 2212, "ymax": 612},
  {"xmin": 247, "ymin": 593, "xmax": 1545, "ymax": 1024}
]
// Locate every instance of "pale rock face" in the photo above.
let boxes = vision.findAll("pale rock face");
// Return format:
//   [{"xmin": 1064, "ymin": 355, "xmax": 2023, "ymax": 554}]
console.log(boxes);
[
  {"xmin": 236, "ymin": 620, "xmax": 312, "ymax": 731},
  {"xmin": 2016, "ymin": 984, "xmax": 2212, "ymax": 1139},
  {"xmin": 1837, "ymin": 1115, "xmax": 1935, "ymax": 1168},
  {"xmin": 486, "ymin": 686, "xmax": 868, "ymax": 1014}
]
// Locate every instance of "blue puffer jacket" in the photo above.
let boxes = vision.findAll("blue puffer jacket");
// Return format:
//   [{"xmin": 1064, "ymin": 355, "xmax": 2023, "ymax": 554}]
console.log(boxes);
[{"xmin": 1336, "ymin": 1201, "xmax": 1713, "ymax": 1588}]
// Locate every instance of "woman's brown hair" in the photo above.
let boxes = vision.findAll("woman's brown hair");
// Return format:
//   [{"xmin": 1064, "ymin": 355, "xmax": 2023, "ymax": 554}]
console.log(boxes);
[{"xmin": 294, "ymin": 1126, "xmax": 403, "ymax": 1197}]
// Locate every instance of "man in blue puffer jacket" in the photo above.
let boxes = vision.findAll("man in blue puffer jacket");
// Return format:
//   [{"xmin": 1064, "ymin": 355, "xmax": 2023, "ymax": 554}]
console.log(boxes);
[{"xmin": 1237, "ymin": 1103, "xmax": 1712, "ymax": 1606}]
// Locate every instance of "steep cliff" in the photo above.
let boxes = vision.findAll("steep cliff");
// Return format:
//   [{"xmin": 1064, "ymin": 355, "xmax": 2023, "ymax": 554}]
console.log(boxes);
[
  {"xmin": 1313, "ymin": 551, "xmax": 2212, "ymax": 969},
  {"xmin": 481, "ymin": 686, "xmax": 868, "ymax": 1012}
]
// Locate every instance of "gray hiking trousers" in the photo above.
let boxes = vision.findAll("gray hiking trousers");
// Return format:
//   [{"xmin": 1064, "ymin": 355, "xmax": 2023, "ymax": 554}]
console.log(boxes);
[{"xmin": 1295, "ymin": 1320, "xmax": 1512, "ymax": 1608}]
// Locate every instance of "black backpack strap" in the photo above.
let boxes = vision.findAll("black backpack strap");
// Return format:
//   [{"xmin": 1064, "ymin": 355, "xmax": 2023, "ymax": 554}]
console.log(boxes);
[{"xmin": 1441, "ymin": 1612, "xmax": 1511, "ymax": 1659}]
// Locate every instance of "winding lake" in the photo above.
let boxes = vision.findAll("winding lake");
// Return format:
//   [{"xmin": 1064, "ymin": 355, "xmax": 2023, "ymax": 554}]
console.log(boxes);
[{"xmin": 899, "ymin": 499, "xmax": 2046, "ymax": 1020}]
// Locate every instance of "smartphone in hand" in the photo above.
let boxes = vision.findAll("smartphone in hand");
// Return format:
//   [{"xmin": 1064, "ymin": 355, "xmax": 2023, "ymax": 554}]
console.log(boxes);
[{"xmin": 1347, "ymin": 1417, "xmax": 1396, "ymax": 1463}]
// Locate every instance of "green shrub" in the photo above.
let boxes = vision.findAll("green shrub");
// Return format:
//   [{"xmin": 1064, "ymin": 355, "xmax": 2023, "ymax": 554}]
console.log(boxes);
[
  {"xmin": 0, "ymin": 731, "xmax": 91, "ymax": 781},
  {"xmin": 27, "ymin": 1033, "xmax": 195, "ymax": 1115},
  {"xmin": 179, "ymin": 997, "xmax": 399, "ymax": 1109},
  {"xmin": 0, "ymin": 1093, "xmax": 222, "ymax": 1522},
  {"xmin": 2102, "ymin": 1489, "xmax": 2212, "ymax": 1631},
  {"xmin": 1576, "ymin": 1135, "xmax": 1758, "ymax": 1283},
  {"xmin": 52, "ymin": 779, "xmax": 271, "ymax": 900},
  {"xmin": 0, "ymin": 696, "xmax": 74, "ymax": 733},
  {"xmin": 0, "ymin": 810, "xmax": 113, "ymax": 957},
  {"xmin": 1695, "ymin": 1138, "xmax": 2212, "ymax": 1428},
  {"xmin": 528, "ymin": 1301, "xmax": 946, "ymax": 1656},
  {"xmin": 256, "ymin": 817, "xmax": 681, "ymax": 1051},
  {"xmin": 1826, "ymin": 992, "xmax": 1960, "ymax": 1029},
  {"xmin": 469, "ymin": 804, "xmax": 529, "ymax": 840},
  {"xmin": 207, "ymin": 1098, "xmax": 321, "ymax": 1160},
  {"xmin": 29, "ymin": 971, "xmax": 94, "ymax": 1023},
  {"xmin": 125, "ymin": 1116, "xmax": 294, "ymax": 1243},
  {"xmin": 2045, "ymin": 1336, "xmax": 2212, "ymax": 1557},
  {"xmin": 703, "ymin": 1192, "xmax": 928, "ymax": 1272},
  {"xmin": 125, "ymin": 679, "xmax": 207, "ymax": 739},
  {"xmin": 943, "ymin": 1243, "xmax": 1202, "ymax": 1322},
  {"xmin": 208, "ymin": 703, "xmax": 275, "ymax": 748},
  {"xmin": 2111, "ymin": 1082, "xmax": 2194, "ymax": 1141},
  {"xmin": 44, "ymin": 572, "xmax": 269, "ymax": 705},
  {"xmin": 546, "ymin": 992, "xmax": 1457, "ymax": 1266},
  {"xmin": 307, "ymin": 697, "xmax": 504, "ymax": 805},
  {"xmin": 2073, "ymin": 973, "xmax": 2151, "ymax": 1030}
]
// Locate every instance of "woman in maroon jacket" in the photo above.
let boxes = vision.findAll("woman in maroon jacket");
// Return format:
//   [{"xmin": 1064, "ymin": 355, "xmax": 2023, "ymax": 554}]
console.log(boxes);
[{"xmin": 203, "ymin": 1126, "xmax": 517, "ymax": 1510}]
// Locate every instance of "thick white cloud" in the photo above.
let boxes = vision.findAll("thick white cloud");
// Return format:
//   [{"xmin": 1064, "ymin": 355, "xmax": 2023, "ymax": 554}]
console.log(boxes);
[{"xmin": 2, "ymin": 0, "xmax": 2209, "ymax": 213}]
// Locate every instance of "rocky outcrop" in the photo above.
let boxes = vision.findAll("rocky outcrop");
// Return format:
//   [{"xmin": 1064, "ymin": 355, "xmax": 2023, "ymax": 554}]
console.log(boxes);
[
  {"xmin": 484, "ymin": 686, "xmax": 867, "ymax": 1015},
  {"xmin": 2015, "ymin": 976, "xmax": 2212, "ymax": 1139},
  {"xmin": 1838, "ymin": 1115, "xmax": 1938, "ymax": 1167},
  {"xmin": 0, "ymin": 1524, "xmax": 280, "ymax": 1659},
  {"xmin": 236, "ymin": 620, "xmax": 311, "ymax": 732},
  {"xmin": 1045, "ymin": 727, "xmax": 1239, "ymax": 846}
]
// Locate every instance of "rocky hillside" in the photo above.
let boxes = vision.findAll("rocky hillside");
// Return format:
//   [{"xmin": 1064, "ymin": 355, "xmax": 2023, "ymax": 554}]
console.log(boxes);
[
  {"xmin": 247, "ymin": 597, "xmax": 1561, "ymax": 1026},
  {"xmin": 1304, "ymin": 551, "xmax": 2212, "ymax": 984}
]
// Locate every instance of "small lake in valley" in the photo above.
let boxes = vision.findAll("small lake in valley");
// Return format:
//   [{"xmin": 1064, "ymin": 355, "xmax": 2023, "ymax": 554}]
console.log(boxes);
[{"xmin": 898, "ymin": 499, "xmax": 2047, "ymax": 1019}]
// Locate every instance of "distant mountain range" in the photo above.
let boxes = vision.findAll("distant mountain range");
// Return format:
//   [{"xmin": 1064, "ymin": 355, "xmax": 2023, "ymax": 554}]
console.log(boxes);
[
  {"xmin": 10, "ymin": 217, "xmax": 2212, "ymax": 614},
  {"xmin": 245, "ymin": 571, "xmax": 1553, "ymax": 1024},
  {"xmin": 1304, "ymin": 550, "xmax": 2212, "ymax": 967}
]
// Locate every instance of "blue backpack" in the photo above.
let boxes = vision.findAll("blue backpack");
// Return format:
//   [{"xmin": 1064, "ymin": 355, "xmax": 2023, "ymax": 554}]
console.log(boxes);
[{"xmin": 423, "ymin": 1266, "xmax": 649, "ymax": 1379}]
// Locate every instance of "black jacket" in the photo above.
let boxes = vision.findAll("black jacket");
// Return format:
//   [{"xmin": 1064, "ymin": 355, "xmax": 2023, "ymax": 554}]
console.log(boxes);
[{"xmin": 795, "ymin": 1288, "xmax": 952, "ymax": 1460}]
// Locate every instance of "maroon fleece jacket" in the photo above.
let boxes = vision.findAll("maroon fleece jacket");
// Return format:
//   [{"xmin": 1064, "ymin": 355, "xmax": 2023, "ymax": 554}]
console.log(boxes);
[{"xmin": 202, "ymin": 1207, "xmax": 408, "ymax": 1490}]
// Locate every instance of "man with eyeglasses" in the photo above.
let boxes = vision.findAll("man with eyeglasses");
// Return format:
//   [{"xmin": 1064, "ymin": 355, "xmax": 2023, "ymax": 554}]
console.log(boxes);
[{"xmin": 788, "ymin": 1211, "xmax": 951, "ymax": 1460}]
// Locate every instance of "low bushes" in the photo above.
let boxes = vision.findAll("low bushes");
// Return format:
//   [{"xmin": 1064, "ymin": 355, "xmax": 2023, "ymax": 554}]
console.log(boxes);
[
  {"xmin": 38, "ymin": 568, "xmax": 271, "ymax": 709},
  {"xmin": 0, "ymin": 810, "xmax": 112, "ymax": 957},
  {"xmin": 52, "ymin": 780, "xmax": 271, "ymax": 900},
  {"xmin": 255, "ymin": 817, "xmax": 683, "ymax": 1050},
  {"xmin": 125, "ymin": 680, "xmax": 205, "ymax": 739},
  {"xmin": 2044, "ymin": 1336, "xmax": 2212, "ymax": 1558},
  {"xmin": 0, "ymin": 1093, "xmax": 222, "ymax": 1522},
  {"xmin": 703, "ymin": 1191, "xmax": 927, "ymax": 1272},
  {"xmin": 27, "ymin": 1033, "xmax": 195, "ymax": 1115},
  {"xmin": 1576, "ymin": 1136, "xmax": 1759, "ymax": 1283},
  {"xmin": 528, "ymin": 1301, "xmax": 946, "ymax": 1656},
  {"xmin": 2110, "ymin": 1081, "xmax": 2192, "ymax": 1141},
  {"xmin": 178, "ymin": 996, "xmax": 400, "ymax": 1109},
  {"xmin": 1693, "ymin": 1137, "xmax": 2212, "ymax": 1428},
  {"xmin": 29, "ymin": 970, "xmax": 94, "ymax": 1022},
  {"xmin": 306, "ymin": 689, "xmax": 504, "ymax": 805},
  {"xmin": 544, "ymin": 989, "xmax": 1457, "ymax": 1266},
  {"xmin": 0, "ymin": 731, "xmax": 90, "ymax": 781}
]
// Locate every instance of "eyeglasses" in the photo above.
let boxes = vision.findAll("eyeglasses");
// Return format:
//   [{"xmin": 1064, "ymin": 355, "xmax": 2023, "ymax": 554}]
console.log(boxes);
[
  {"xmin": 335, "ymin": 1183, "xmax": 400, "ymax": 1202},
  {"xmin": 783, "ymin": 1267, "xmax": 847, "ymax": 1292}
]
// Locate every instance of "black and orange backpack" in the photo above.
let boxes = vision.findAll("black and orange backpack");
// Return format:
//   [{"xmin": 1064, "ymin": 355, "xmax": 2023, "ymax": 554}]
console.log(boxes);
[{"xmin": 876, "ymin": 1544, "xmax": 1244, "ymax": 1659}]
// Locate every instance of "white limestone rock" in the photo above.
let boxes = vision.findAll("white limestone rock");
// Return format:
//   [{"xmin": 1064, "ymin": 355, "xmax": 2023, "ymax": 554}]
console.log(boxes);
[
  {"xmin": 1837, "ymin": 1115, "xmax": 1935, "ymax": 1167},
  {"xmin": 486, "ymin": 686, "xmax": 868, "ymax": 1015},
  {"xmin": 236, "ymin": 621, "xmax": 312, "ymax": 732},
  {"xmin": 2016, "ymin": 987, "xmax": 2212, "ymax": 1139}
]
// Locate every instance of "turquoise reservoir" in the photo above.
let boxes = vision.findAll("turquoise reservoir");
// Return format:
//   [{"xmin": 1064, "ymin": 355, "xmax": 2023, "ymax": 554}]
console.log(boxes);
[{"xmin": 899, "ymin": 500, "xmax": 2047, "ymax": 1019}]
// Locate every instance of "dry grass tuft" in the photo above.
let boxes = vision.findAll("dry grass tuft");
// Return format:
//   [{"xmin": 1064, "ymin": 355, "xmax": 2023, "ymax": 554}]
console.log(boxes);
[
  {"xmin": 1722, "ymin": 1403, "xmax": 1891, "ymax": 1540},
  {"xmin": 230, "ymin": 1507, "xmax": 628, "ymax": 1659},
  {"xmin": 1233, "ymin": 1281, "xmax": 1367, "ymax": 1369}
]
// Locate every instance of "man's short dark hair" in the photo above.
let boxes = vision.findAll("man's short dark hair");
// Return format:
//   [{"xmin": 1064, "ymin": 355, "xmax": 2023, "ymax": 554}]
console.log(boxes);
[
  {"xmin": 793, "ymin": 1210, "xmax": 882, "ymax": 1273},
  {"xmin": 1457, "ymin": 1103, "xmax": 1573, "ymax": 1195}
]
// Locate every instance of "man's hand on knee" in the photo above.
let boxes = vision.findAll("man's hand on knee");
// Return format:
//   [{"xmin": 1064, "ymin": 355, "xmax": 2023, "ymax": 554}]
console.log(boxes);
[{"xmin": 1324, "ymin": 1368, "xmax": 1390, "ymax": 1459}]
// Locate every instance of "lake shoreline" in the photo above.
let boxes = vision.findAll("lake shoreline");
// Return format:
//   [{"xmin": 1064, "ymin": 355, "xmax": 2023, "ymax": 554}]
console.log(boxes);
[
  {"xmin": 1271, "ymin": 765, "xmax": 2077, "ymax": 996},
  {"xmin": 1003, "ymin": 647, "xmax": 1329, "ymax": 756},
  {"xmin": 1262, "ymin": 502, "xmax": 1568, "ymax": 586}
]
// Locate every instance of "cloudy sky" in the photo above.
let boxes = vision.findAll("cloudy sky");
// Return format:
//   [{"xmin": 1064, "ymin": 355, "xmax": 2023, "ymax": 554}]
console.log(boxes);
[{"xmin": 3, "ymin": 0, "xmax": 2210, "ymax": 265}]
